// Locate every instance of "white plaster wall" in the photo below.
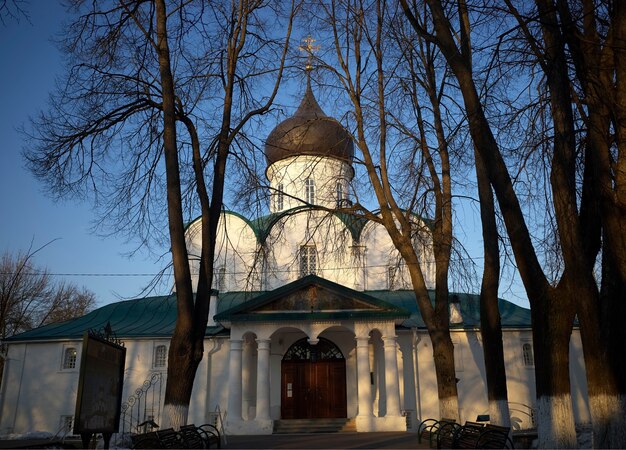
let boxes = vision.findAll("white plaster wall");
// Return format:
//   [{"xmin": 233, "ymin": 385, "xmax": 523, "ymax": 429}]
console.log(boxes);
[
  {"xmin": 266, "ymin": 156, "xmax": 353, "ymax": 211},
  {"xmin": 0, "ymin": 342, "xmax": 82, "ymax": 434},
  {"xmin": 409, "ymin": 327, "xmax": 563, "ymax": 430},
  {"xmin": 264, "ymin": 211, "xmax": 357, "ymax": 290},
  {"xmin": 186, "ymin": 213, "xmax": 261, "ymax": 293},
  {"xmin": 360, "ymin": 221, "xmax": 435, "ymax": 291},
  {"xmin": 568, "ymin": 331, "xmax": 590, "ymax": 425},
  {"xmin": 187, "ymin": 209, "xmax": 437, "ymax": 296},
  {"xmin": 185, "ymin": 162, "xmax": 436, "ymax": 296},
  {"xmin": 198, "ymin": 337, "xmax": 230, "ymax": 424},
  {"xmin": 0, "ymin": 327, "xmax": 590, "ymax": 436}
]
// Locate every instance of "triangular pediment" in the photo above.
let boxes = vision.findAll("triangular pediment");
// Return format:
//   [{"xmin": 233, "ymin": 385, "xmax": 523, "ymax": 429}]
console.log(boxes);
[
  {"xmin": 214, "ymin": 275, "xmax": 409, "ymax": 323},
  {"xmin": 255, "ymin": 285, "xmax": 386, "ymax": 313}
]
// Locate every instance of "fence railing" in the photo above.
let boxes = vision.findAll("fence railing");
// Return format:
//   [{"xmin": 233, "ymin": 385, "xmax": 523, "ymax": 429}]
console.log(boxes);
[{"xmin": 120, "ymin": 372, "xmax": 163, "ymax": 435}]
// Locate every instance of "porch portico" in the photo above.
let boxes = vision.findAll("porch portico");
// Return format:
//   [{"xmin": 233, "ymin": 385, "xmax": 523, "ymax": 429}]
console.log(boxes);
[{"xmin": 214, "ymin": 276, "xmax": 410, "ymax": 435}]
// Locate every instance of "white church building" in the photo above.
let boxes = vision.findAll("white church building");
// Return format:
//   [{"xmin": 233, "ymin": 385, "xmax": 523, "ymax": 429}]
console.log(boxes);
[{"xmin": 0, "ymin": 84, "xmax": 591, "ymax": 437}]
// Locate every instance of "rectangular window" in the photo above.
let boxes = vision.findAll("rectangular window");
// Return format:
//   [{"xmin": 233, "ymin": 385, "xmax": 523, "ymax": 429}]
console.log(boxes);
[
  {"xmin": 522, "ymin": 342, "xmax": 534, "ymax": 367},
  {"xmin": 453, "ymin": 339, "xmax": 464, "ymax": 372},
  {"xmin": 305, "ymin": 178, "xmax": 315, "ymax": 204},
  {"xmin": 388, "ymin": 266, "xmax": 396, "ymax": 290},
  {"xmin": 62, "ymin": 346, "xmax": 77, "ymax": 370},
  {"xmin": 154, "ymin": 344, "xmax": 167, "ymax": 368},
  {"xmin": 215, "ymin": 266, "xmax": 226, "ymax": 291},
  {"xmin": 300, "ymin": 246, "xmax": 317, "ymax": 276},
  {"xmin": 336, "ymin": 182, "xmax": 343, "ymax": 207}
]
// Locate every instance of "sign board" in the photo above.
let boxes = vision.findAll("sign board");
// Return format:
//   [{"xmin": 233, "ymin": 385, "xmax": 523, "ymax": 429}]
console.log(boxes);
[{"xmin": 74, "ymin": 331, "xmax": 126, "ymax": 435}]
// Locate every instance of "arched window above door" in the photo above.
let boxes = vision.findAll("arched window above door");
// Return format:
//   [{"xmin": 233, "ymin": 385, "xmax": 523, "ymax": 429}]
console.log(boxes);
[{"xmin": 283, "ymin": 337, "xmax": 344, "ymax": 362}]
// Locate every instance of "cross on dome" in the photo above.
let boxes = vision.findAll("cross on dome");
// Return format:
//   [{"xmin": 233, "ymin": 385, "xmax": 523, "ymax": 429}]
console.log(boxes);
[{"xmin": 299, "ymin": 35, "xmax": 320, "ymax": 71}]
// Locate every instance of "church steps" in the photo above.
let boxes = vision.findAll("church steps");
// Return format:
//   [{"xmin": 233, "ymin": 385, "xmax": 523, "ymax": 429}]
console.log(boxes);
[{"xmin": 273, "ymin": 418, "xmax": 356, "ymax": 434}]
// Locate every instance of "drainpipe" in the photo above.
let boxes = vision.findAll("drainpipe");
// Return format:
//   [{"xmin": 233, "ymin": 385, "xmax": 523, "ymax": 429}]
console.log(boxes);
[{"xmin": 412, "ymin": 328, "xmax": 422, "ymax": 421}]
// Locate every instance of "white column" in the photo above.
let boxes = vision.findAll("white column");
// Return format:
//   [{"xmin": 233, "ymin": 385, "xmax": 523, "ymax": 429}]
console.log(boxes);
[
  {"xmin": 255, "ymin": 339, "xmax": 271, "ymax": 421},
  {"xmin": 383, "ymin": 335, "xmax": 402, "ymax": 417},
  {"xmin": 356, "ymin": 336, "xmax": 373, "ymax": 417},
  {"xmin": 227, "ymin": 339, "xmax": 243, "ymax": 421}
]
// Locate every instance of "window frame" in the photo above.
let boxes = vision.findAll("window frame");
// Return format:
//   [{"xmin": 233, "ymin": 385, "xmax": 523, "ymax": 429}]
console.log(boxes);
[
  {"xmin": 61, "ymin": 345, "xmax": 78, "ymax": 371},
  {"xmin": 522, "ymin": 341, "xmax": 535, "ymax": 368},
  {"xmin": 387, "ymin": 265, "xmax": 397, "ymax": 290},
  {"xmin": 153, "ymin": 344, "xmax": 168, "ymax": 369},
  {"xmin": 336, "ymin": 182, "xmax": 343, "ymax": 206},
  {"xmin": 300, "ymin": 245, "xmax": 317, "ymax": 277},
  {"xmin": 215, "ymin": 265, "xmax": 226, "ymax": 291},
  {"xmin": 304, "ymin": 178, "xmax": 315, "ymax": 204}
]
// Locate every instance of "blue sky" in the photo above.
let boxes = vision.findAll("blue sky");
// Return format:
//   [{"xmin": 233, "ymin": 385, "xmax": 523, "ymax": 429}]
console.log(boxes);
[
  {"xmin": 0, "ymin": 2, "xmax": 168, "ymax": 305},
  {"xmin": 0, "ymin": 2, "xmax": 530, "ymax": 309}
]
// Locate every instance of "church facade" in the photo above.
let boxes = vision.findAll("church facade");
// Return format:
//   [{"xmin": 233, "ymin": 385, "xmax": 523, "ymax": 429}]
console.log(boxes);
[{"xmin": 0, "ymin": 85, "xmax": 591, "ymax": 437}]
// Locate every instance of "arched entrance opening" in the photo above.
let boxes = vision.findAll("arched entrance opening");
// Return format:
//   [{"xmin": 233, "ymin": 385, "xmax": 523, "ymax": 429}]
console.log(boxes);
[{"xmin": 281, "ymin": 337, "xmax": 347, "ymax": 419}]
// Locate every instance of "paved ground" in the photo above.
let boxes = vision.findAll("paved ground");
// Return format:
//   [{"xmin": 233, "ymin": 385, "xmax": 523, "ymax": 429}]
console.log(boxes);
[{"xmin": 222, "ymin": 432, "xmax": 429, "ymax": 449}]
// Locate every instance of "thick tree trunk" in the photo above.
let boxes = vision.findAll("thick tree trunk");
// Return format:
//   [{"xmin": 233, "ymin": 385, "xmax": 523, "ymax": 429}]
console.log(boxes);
[
  {"xmin": 599, "ymin": 246, "xmax": 626, "ymax": 448},
  {"xmin": 155, "ymin": 0, "xmax": 199, "ymax": 428},
  {"xmin": 475, "ymin": 150, "xmax": 510, "ymax": 427},
  {"xmin": 401, "ymin": 1, "xmax": 577, "ymax": 444},
  {"xmin": 532, "ymin": 284, "xmax": 577, "ymax": 448},
  {"xmin": 402, "ymin": 245, "xmax": 459, "ymax": 420},
  {"xmin": 537, "ymin": 2, "xmax": 626, "ymax": 445},
  {"xmin": 430, "ymin": 328, "xmax": 459, "ymax": 419}
]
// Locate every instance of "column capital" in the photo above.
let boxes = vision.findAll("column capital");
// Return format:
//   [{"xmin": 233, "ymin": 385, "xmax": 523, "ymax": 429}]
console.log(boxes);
[
  {"xmin": 355, "ymin": 335, "xmax": 370, "ymax": 346},
  {"xmin": 382, "ymin": 335, "xmax": 398, "ymax": 346},
  {"xmin": 256, "ymin": 339, "xmax": 271, "ymax": 350},
  {"xmin": 229, "ymin": 339, "xmax": 243, "ymax": 351}
]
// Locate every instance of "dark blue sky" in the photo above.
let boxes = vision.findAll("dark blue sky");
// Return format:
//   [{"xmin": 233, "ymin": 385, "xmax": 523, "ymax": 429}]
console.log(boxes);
[{"xmin": 0, "ymin": 2, "xmax": 168, "ymax": 305}]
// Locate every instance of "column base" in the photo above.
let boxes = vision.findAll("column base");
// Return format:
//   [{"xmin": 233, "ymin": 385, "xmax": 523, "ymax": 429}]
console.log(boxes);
[
  {"xmin": 355, "ymin": 415, "xmax": 406, "ymax": 432},
  {"xmin": 225, "ymin": 419, "xmax": 274, "ymax": 435}
]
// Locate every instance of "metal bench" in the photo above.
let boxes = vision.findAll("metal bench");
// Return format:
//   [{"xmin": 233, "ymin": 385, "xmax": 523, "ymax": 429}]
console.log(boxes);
[
  {"xmin": 476, "ymin": 424, "xmax": 514, "ymax": 449},
  {"xmin": 417, "ymin": 417, "xmax": 457, "ymax": 447},
  {"xmin": 451, "ymin": 422, "xmax": 485, "ymax": 448},
  {"xmin": 131, "ymin": 423, "xmax": 221, "ymax": 449},
  {"xmin": 435, "ymin": 421, "xmax": 513, "ymax": 449}
]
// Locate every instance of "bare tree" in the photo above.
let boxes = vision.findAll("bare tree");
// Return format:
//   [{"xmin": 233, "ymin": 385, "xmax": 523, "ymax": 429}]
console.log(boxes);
[
  {"xmin": 0, "ymin": 0, "xmax": 28, "ymax": 26},
  {"xmin": 0, "ymin": 246, "xmax": 96, "ymax": 381},
  {"xmin": 307, "ymin": 0, "xmax": 464, "ymax": 419},
  {"xmin": 400, "ymin": 0, "xmax": 626, "ymax": 446},
  {"xmin": 24, "ymin": 0, "xmax": 295, "ymax": 429},
  {"xmin": 0, "ymin": 248, "xmax": 96, "ymax": 338}
]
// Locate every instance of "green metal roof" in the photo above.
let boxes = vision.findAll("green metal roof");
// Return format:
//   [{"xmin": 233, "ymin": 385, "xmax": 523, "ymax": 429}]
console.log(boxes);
[
  {"xmin": 5, "ymin": 281, "xmax": 531, "ymax": 343},
  {"xmin": 366, "ymin": 290, "xmax": 532, "ymax": 329}
]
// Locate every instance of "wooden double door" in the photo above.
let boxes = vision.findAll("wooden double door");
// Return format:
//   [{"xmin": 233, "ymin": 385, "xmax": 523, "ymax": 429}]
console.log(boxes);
[{"xmin": 281, "ymin": 359, "xmax": 347, "ymax": 419}]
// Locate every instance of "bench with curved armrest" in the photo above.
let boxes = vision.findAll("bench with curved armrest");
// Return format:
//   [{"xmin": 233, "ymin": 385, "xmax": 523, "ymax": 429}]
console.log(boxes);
[
  {"xmin": 437, "ymin": 421, "xmax": 466, "ymax": 449},
  {"xmin": 417, "ymin": 417, "xmax": 457, "ymax": 448},
  {"xmin": 197, "ymin": 423, "xmax": 221, "ymax": 448}
]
